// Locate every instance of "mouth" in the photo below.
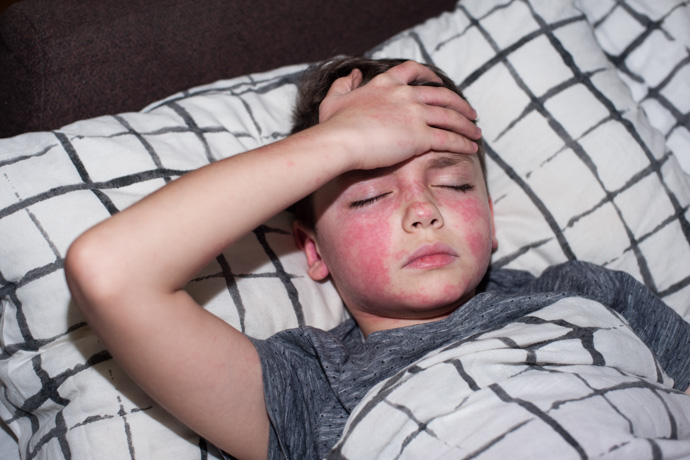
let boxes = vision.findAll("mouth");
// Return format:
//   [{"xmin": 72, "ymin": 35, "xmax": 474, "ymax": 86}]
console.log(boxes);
[{"xmin": 403, "ymin": 243, "xmax": 458, "ymax": 269}]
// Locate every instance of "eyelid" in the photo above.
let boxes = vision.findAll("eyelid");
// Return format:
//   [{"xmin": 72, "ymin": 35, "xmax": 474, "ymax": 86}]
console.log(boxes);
[
  {"xmin": 434, "ymin": 184, "xmax": 475, "ymax": 192},
  {"xmin": 349, "ymin": 192, "xmax": 392, "ymax": 208}
]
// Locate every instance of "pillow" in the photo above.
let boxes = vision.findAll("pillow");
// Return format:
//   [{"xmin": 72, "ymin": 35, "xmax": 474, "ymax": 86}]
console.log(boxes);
[
  {"xmin": 574, "ymin": 0, "xmax": 690, "ymax": 175},
  {"xmin": 2, "ymin": 0, "xmax": 690, "ymax": 459},
  {"xmin": 367, "ymin": 0, "xmax": 690, "ymax": 319},
  {"xmin": 0, "ymin": 64, "xmax": 345, "ymax": 459}
]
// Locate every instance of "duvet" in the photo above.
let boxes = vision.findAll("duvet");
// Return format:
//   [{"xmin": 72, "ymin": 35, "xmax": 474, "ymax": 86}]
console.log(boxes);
[{"xmin": 330, "ymin": 297, "xmax": 690, "ymax": 459}]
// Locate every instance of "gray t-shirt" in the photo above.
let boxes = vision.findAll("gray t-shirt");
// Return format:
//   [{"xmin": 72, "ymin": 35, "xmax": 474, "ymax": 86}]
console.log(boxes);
[{"xmin": 250, "ymin": 261, "xmax": 690, "ymax": 459}]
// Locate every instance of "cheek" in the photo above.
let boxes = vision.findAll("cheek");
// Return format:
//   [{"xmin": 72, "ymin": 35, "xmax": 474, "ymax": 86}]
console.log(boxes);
[
  {"xmin": 444, "ymin": 196, "xmax": 494, "ymax": 261},
  {"xmin": 325, "ymin": 202, "xmax": 397, "ymax": 294}
]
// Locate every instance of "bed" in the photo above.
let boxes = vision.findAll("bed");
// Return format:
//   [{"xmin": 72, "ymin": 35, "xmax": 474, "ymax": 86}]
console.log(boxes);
[{"xmin": 1, "ymin": 0, "xmax": 689, "ymax": 458}]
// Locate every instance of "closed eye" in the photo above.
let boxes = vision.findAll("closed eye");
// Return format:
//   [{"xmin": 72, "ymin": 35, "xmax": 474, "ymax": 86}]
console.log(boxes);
[
  {"xmin": 435, "ymin": 184, "xmax": 474, "ymax": 192},
  {"xmin": 350, "ymin": 192, "xmax": 392, "ymax": 208}
]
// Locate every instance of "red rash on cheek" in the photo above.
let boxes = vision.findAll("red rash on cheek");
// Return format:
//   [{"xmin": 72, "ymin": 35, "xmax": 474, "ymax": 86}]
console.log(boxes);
[
  {"xmin": 443, "ymin": 194, "xmax": 493, "ymax": 262},
  {"xmin": 328, "ymin": 200, "xmax": 397, "ymax": 305}
]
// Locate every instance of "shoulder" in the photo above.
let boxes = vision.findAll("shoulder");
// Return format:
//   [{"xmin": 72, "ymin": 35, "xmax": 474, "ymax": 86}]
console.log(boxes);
[
  {"xmin": 483, "ymin": 260, "xmax": 626, "ymax": 294},
  {"xmin": 484, "ymin": 260, "xmax": 657, "ymax": 311},
  {"xmin": 527, "ymin": 261, "xmax": 646, "ymax": 301},
  {"xmin": 537, "ymin": 261, "xmax": 654, "ymax": 305},
  {"xmin": 540, "ymin": 260, "xmax": 631, "ymax": 283}
]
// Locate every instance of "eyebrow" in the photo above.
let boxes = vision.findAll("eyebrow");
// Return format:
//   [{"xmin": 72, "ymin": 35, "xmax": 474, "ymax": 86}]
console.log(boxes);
[{"xmin": 426, "ymin": 154, "xmax": 475, "ymax": 170}]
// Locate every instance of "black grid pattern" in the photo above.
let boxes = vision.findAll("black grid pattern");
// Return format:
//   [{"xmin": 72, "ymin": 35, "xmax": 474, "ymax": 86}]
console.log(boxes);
[
  {"xmin": 370, "ymin": 0, "xmax": 690, "ymax": 315},
  {"xmin": 1, "ymin": 0, "xmax": 690, "ymax": 458},
  {"xmin": 580, "ymin": 0, "xmax": 690, "ymax": 175},
  {"xmin": 0, "ymin": 66, "xmax": 343, "ymax": 459},
  {"xmin": 332, "ymin": 299, "xmax": 690, "ymax": 458}
]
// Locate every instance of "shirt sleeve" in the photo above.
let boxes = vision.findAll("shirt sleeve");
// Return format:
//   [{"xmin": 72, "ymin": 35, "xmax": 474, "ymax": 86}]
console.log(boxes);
[
  {"xmin": 530, "ymin": 261, "xmax": 690, "ymax": 391},
  {"xmin": 249, "ymin": 329, "xmax": 332, "ymax": 460}
]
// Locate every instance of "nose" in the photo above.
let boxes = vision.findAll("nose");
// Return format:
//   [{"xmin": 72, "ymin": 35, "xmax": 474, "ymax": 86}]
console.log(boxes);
[{"xmin": 403, "ymin": 197, "xmax": 444, "ymax": 232}]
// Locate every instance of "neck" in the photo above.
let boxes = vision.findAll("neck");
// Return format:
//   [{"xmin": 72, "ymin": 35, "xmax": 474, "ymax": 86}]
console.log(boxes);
[{"xmin": 354, "ymin": 310, "xmax": 454, "ymax": 338}]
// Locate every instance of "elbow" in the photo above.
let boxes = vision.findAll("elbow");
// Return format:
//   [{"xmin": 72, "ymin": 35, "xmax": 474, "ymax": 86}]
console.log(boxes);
[
  {"xmin": 64, "ymin": 234, "xmax": 90, "ymax": 293},
  {"xmin": 64, "ymin": 232, "xmax": 119, "ymax": 314}
]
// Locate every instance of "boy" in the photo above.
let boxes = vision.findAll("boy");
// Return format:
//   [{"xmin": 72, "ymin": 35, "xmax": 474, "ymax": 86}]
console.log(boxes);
[{"xmin": 64, "ymin": 57, "xmax": 690, "ymax": 459}]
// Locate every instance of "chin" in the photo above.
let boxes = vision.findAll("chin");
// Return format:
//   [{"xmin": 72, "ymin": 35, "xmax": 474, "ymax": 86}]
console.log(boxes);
[{"xmin": 407, "ymin": 276, "xmax": 476, "ymax": 304}]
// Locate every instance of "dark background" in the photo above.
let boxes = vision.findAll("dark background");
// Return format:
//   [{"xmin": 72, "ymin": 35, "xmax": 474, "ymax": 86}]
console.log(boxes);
[
  {"xmin": 0, "ymin": 0, "xmax": 457, "ymax": 136},
  {"xmin": 0, "ymin": 0, "xmax": 20, "ymax": 17}
]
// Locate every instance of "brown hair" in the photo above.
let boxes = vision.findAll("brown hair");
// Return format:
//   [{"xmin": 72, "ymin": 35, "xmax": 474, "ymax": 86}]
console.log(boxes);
[{"xmin": 290, "ymin": 56, "xmax": 485, "ymax": 229}]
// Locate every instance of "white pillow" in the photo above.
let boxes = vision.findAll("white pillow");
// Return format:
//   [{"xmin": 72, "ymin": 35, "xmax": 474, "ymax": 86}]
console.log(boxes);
[
  {"xmin": 574, "ymin": 0, "xmax": 690, "ymax": 175},
  {"xmin": 1, "ymin": 0, "xmax": 690, "ymax": 458}
]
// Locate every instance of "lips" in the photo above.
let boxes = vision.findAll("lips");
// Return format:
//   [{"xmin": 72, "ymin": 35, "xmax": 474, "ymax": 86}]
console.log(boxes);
[{"xmin": 403, "ymin": 243, "xmax": 458, "ymax": 269}]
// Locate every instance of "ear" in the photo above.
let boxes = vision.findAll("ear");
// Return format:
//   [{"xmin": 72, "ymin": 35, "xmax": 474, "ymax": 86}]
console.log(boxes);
[
  {"xmin": 489, "ymin": 197, "xmax": 498, "ymax": 252},
  {"xmin": 319, "ymin": 68, "xmax": 364, "ymax": 123},
  {"xmin": 293, "ymin": 220, "xmax": 330, "ymax": 281},
  {"xmin": 328, "ymin": 68, "xmax": 364, "ymax": 96}
]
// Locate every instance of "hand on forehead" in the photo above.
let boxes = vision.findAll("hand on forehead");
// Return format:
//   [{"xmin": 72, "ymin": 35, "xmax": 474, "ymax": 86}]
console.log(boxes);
[{"xmin": 316, "ymin": 60, "xmax": 482, "ymax": 173}]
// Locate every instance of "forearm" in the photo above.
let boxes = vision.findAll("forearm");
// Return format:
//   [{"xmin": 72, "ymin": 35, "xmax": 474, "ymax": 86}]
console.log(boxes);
[{"xmin": 64, "ymin": 125, "xmax": 355, "ymax": 459}]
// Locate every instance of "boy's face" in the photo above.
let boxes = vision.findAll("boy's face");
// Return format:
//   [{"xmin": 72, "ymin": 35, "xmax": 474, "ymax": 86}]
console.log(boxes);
[{"xmin": 300, "ymin": 151, "xmax": 497, "ymax": 330}]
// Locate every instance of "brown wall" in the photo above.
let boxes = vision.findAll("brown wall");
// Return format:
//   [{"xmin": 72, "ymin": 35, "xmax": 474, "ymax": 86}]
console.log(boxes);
[{"xmin": 0, "ymin": 0, "xmax": 21, "ymax": 17}]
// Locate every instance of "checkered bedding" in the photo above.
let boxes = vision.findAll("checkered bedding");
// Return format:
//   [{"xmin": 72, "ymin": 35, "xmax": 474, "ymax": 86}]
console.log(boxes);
[
  {"xmin": 0, "ymin": 0, "xmax": 689, "ymax": 458},
  {"xmin": 330, "ymin": 297, "xmax": 690, "ymax": 459}
]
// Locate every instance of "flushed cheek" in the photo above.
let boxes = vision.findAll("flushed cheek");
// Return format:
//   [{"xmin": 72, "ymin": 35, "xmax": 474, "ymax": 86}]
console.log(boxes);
[
  {"xmin": 324, "ymin": 205, "xmax": 397, "ymax": 301},
  {"xmin": 444, "ymin": 197, "xmax": 494, "ymax": 262},
  {"xmin": 465, "ymin": 229, "xmax": 492, "ymax": 266}
]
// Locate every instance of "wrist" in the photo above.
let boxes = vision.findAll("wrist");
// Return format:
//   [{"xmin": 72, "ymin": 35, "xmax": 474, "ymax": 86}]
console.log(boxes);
[{"xmin": 293, "ymin": 122, "xmax": 363, "ymax": 176}]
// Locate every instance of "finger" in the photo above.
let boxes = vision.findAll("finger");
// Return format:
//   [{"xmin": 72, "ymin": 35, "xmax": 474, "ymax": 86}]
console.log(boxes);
[
  {"xmin": 424, "ymin": 105, "xmax": 482, "ymax": 140},
  {"xmin": 387, "ymin": 60, "xmax": 443, "ymax": 85},
  {"xmin": 429, "ymin": 128, "xmax": 479, "ymax": 155},
  {"xmin": 414, "ymin": 85, "xmax": 478, "ymax": 121}
]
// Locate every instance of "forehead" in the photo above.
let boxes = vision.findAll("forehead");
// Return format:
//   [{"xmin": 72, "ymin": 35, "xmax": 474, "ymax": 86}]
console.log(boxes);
[
  {"xmin": 336, "ymin": 152, "xmax": 483, "ymax": 188},
  {"xmin": 311, "ymin": 152, "xmax": 485, "ymax": 214}
]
